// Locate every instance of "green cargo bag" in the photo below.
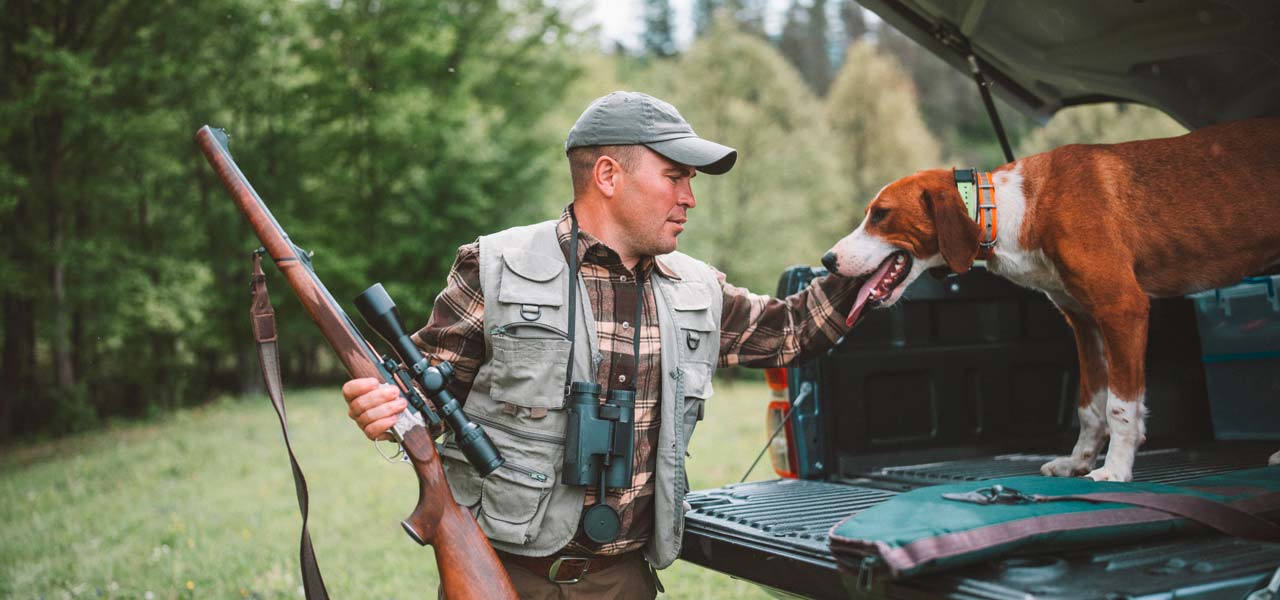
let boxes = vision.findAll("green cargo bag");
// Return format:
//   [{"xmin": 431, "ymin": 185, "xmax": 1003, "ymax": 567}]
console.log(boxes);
[{"xmin": 828, "ymin": 467, "xmax": 1280, "ymax": 580}]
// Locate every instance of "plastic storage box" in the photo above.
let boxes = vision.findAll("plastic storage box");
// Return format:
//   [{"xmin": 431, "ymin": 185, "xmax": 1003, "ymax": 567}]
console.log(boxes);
[{"xmin": 1188, "ymin": 275, "xmax": 1280, "ymax": 440}]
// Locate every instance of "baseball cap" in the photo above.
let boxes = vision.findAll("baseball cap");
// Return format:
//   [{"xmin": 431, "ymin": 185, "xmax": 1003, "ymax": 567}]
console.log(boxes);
[{"xmin": 565, "ymin": 91, "xmax": 738, "ymax": 175}]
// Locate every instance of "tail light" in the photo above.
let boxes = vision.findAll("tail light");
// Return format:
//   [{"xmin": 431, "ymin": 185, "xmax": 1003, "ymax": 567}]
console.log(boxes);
[{"xmin": 764, "ymin": 368, "xmax": 798, "ymax": 478}]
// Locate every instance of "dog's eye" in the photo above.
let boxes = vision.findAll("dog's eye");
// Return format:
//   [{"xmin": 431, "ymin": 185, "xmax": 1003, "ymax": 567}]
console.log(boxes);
[{"xmin": 868, "ymin": 208, "xmax": 889, "ymax": 225}]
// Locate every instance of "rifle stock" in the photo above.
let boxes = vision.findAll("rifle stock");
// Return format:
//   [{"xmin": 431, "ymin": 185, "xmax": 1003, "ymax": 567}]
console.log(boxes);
[{"xmin": 195, "ymin": 125, "xmax": 517, "ymax": 600}]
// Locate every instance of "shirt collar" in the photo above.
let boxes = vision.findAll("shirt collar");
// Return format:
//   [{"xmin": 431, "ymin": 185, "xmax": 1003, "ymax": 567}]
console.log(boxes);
[{"xmin": 556, "ymin": 204, "xmax": 682, "ymax": 280}]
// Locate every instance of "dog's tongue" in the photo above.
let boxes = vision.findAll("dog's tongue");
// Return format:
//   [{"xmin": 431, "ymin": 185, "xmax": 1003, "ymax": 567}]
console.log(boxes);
[{"xmin": 845, "ymin": 256, "xmax": 896, "ymax": 327}]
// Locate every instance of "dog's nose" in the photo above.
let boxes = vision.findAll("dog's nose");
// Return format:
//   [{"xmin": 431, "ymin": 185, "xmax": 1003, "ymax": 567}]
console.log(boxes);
[{"xmin": 821, "ymin": 251, "xmax": 838, "ymax": 272}]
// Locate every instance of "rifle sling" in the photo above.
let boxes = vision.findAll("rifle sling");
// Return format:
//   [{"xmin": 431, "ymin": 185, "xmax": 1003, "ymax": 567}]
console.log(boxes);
[{"xmin": 250, "ymin": 251, "xmax": 331, "ymax": 600}]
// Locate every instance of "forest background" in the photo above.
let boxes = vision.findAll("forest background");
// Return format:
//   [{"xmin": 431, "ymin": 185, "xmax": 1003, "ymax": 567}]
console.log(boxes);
[{"xmin": 0, "ymin": 0, "xmax": 1185, "ymax": 439}]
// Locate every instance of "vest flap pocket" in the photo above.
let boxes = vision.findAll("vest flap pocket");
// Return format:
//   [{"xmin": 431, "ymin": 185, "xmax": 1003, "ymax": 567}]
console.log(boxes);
[
  {"xmin": 681, "ymin": 361, "xmax": 714, "ymax": 400},
  {"xmin": 498, "ymin": 249, "xmax": 565, "ymax": 307},
  {"xmin": 439, "ymin": 444, "xmax": 482, "ymax": 508},
  {"xmin": 489, "ymin": 335, "xmax": 570, "ymax": 410},
  {"xmin": 667, "ymin": 280, "xmax": 713, "ymax": 312},
  {"xmin": 478, "ymin": 459, "xmax": 556, "ymax": 544},
  {"xmin": 671, "ymin": 285, "xmax": 716, "ymax": 362}
]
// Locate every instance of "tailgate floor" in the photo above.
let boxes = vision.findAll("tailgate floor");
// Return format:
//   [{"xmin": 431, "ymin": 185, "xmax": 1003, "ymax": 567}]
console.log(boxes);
[{"xmin": 681, "ymin": 443, "xmax": 1279, "ymax": 599}]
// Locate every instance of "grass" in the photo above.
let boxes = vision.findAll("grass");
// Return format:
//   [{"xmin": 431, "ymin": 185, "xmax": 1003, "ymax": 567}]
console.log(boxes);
[{"xmin": 0, "ymin": 379, "xmax": 779, "ymax": 599}]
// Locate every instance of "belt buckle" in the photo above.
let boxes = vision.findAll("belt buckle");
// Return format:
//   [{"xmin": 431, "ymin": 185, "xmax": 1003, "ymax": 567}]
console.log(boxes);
[{"xmin": 548, "ymin": 556, "xmax": 591, "ymax": 584}]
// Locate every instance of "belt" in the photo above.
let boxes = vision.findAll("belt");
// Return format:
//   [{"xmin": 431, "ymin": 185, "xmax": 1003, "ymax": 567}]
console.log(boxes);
[{"xmin": 496, "ymin": 549, "xmax": 635, "ymax": 584}]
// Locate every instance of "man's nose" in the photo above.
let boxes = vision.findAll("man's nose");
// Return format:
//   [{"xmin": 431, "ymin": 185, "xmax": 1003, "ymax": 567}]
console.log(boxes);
[
  {"xmin": 679, "ymin": 178, "xmax": 696, "ymax": 207},
  {"xmin": 821, "ymin": 251, "xmax": 838, "ymax": 272}
]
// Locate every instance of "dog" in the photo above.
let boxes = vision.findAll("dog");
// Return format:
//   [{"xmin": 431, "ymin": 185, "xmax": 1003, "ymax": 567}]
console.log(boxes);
[{"xmin": 822, "ymin": 118, "xmax": 1280, "ymax": 482}]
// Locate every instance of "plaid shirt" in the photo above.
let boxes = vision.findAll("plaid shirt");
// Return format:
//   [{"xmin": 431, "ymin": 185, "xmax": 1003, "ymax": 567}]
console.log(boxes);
[{"xmin": 412, "ymin": 205, "xmax": 859, "ymax": 556}]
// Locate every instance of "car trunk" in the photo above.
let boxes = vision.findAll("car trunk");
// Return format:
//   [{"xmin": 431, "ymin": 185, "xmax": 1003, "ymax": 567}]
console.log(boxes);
[{"xmin": 680, "ymin": 267, "xmax": 1280, "ymax": 599}]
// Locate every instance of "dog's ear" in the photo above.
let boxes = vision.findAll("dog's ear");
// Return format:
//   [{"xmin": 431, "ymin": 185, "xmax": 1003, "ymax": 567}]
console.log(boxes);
[{"xmin": 923, "ymin": 187, "xmax": 979, "ymax": 273}]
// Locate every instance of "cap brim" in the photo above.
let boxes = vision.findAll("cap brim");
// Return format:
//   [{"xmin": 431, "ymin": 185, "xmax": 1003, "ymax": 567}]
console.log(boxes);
[{"xmin": 645, "ymin": 137, "xmax": 738, "ymax": 175}]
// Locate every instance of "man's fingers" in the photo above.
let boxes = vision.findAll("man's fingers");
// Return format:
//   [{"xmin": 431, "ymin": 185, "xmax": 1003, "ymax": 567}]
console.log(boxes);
[
  {"xmin": 342, "ymin": 377, "xmax": 381, "ymax": 402},
  {"xmin": 347, "ymin": 384, "xmax": 400, "ymax": 419},
  {"xmin": 359, "ymin": 397, "xmax": 409, "ymax": 424},
  {"xmin": 363, "ymin": 415, "xmax": 401, "ymax": 441}
]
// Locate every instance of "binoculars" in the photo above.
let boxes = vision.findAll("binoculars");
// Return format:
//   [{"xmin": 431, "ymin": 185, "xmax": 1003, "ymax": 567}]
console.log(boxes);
[{"xmin": 563, "ymin": 381, "xmax": 635, "ymax": 543}]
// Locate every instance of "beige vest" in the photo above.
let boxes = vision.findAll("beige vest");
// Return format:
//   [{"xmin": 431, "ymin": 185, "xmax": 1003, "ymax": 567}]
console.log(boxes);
[{"xmin": 436, "ymin": 220, "xmax": 722, "ymax": 567}]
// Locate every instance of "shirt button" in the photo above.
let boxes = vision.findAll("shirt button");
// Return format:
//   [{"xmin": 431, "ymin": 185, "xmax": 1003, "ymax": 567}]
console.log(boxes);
[
  {"xmin": 618, "ymin": 374, "xmax": 627, "ymax": 383},
  {"xmin": 622, "ymin": 321, "xmax": 631, "ymax": 330},
  {"xmin": 620, "ymin": 274, "xmax": 629, "ymax": 282}
]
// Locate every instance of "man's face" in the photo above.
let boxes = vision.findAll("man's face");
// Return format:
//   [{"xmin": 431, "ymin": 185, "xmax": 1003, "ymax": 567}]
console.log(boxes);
[{"xmin": 611, "ymin": 148, "xmax": 696, "ymax": 257}]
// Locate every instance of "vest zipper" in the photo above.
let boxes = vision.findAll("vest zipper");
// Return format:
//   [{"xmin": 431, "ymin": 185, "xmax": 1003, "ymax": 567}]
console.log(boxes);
[
  {"xmin": 441, "ymin": 441, "xmax": 550, "ymax": 482},
  {"xmin": 492, "ymin": 321, "xmax": 568, "ymax": 339},
  {"xmin": 500, "ymin": 460, "xmax": 550, "ymax": 483},
  {"xmin": 468, "ymin": 411, "xmax": 566, "ymax": 444}
]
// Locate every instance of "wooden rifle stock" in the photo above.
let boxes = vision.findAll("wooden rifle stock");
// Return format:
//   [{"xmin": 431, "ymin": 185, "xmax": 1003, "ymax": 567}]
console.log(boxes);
[{"xmin": 195, "ymin": 125, "xmax": 517, "ymax": 600}]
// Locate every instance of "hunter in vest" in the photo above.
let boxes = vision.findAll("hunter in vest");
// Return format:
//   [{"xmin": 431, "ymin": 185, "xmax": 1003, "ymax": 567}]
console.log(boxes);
[{"xmin": 343, "ymin": 91, "xmax": 861, "ymax": 598}]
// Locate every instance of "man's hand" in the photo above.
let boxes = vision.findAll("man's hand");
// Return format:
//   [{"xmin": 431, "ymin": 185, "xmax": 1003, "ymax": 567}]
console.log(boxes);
[{"xmin": 342, "ymin": 378, "xmax": 409, "ymax": 441}]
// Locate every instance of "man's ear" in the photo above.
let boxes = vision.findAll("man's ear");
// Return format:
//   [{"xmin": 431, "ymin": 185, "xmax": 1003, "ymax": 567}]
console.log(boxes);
[
  {"xmin": 923, "ymin": 187, "xmax": 979, "ymax": 273},
  {"xmin": 593, "ymin": 156, "xmax": 621, "ymax": 198}
]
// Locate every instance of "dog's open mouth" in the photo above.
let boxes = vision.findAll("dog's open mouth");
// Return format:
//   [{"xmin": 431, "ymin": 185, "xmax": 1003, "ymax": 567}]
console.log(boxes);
[{"xmin": 845, "ymin": 251, "xmax": 912, "ymax": 327}]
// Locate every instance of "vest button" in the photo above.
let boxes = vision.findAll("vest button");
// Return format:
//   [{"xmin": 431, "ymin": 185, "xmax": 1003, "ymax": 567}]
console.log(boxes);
[
  {"xmin": 618, "ymin": 374, "xmax": 627, "ymax": 384},
  {"xmin": 622, "ymin": 321, "xmax": 631, "ymax": 330}
]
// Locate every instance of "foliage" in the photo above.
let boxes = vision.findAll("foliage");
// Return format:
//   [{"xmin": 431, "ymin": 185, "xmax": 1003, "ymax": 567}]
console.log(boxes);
[
  {"xmin": 1017, "ymin": 103, "xmax": 1188, "ymax": 157},
  {"xmin": 0, "ymin": 0, "xmax": 579, "ymax": 438},
  {"xmin": 877, "ymin": 24, "xmax": 1040, "ymax": 168},
  {"xmin": 826, "ymin": 42, "xmax": 941, "ymax": 226},
  {"xmin": 0, "ymin": 382, "xmax": 775, "ymax": 598}
]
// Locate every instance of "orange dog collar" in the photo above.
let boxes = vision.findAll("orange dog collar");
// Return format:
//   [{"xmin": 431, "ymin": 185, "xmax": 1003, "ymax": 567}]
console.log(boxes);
[{"xmin": 954, "ymin": 168, "xmax": 998, "ymax": 259}]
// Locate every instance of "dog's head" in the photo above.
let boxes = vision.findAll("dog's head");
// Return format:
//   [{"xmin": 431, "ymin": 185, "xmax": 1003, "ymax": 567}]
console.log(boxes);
[{"xmin": 823, "ymin": 168, "xmax": 980, "ymax": 326}]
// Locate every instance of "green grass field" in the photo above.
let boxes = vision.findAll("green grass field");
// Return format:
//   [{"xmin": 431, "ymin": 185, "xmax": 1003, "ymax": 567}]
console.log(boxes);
[{"xmin": 0, "ymin": 380, "xmax": 779, "ymax": 599}]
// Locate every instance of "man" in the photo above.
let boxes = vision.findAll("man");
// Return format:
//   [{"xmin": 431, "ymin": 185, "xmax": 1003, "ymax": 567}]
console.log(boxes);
[{"xmin": 342, "ymin": 91, "xmax": 859, "ymax": 598}]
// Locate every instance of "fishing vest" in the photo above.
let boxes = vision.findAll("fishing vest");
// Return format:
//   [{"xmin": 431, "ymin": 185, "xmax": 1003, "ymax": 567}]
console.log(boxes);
[{"xmin": 436, "ymin": 220, "xmax": 724, "ymax": 568}]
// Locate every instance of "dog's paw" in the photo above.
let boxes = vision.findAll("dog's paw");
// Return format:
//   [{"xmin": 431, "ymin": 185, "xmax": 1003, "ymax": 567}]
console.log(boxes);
[
  {"xmin": 1269, "ymin": 450, "xmax": 1279, "ymax": 466},
  {"xmin": 1085, "ymin": 466, "xmax": 1132, "ymax": 482},
  {"xmin": 1040, "ymin": 456, "xmax": 1092, "ymax": 477}
]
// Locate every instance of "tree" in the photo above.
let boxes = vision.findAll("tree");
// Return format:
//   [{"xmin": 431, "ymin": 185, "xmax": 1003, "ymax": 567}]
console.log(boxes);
[
  {"xmin": 0, "ymin": 0, "xmax": 580, "ymax": 437},
  {"xmin": 1016, "ymin": 104, "xmax": 1187, "ymax": 157},
  {"xmin": 778, "ymin": 0, "xmax": 832, "ymax": 95},
  {"xmin": 826, "ymin": 42, "xmax": 941, "ymax": 226},
  {"xmin": 877, "ymin": 23, "xmax": 1037, "ymax": 167},
  {"xmin": 643, "ymin": 0, "xmax": 677, "ymax": 58}
]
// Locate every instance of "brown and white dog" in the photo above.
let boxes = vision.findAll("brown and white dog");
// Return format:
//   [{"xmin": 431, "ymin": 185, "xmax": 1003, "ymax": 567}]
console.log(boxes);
[{"xmin": 823, "ymin": 118, "xmax": 1280, "ymax": 482}]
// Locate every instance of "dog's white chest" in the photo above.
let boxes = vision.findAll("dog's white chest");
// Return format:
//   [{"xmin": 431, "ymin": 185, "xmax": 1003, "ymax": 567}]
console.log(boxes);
[
  {"xmin": 991, "ymin": 250, "xmax": 1070, "ymax": 297},
  {"xmin": 986, "ymin": 166, "xmax": 1076, "ymax": 307}
]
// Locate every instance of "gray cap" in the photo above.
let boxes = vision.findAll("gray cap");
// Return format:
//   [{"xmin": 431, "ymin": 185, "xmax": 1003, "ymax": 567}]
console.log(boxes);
[{"xmin": 565, "ymin": 91, "xmax": 738, "ymax": 175}]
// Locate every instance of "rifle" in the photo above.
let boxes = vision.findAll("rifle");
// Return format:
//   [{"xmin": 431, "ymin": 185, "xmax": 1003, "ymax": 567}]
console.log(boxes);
[{"xmin": 195, "ymin": 125, "xmax": 517, "ymax": 600}]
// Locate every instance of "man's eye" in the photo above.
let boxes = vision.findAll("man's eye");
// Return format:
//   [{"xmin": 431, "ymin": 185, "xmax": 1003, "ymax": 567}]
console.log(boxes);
[{"xmin": 869, "ymin": 208, "xmax": 889, "ymax": 225}]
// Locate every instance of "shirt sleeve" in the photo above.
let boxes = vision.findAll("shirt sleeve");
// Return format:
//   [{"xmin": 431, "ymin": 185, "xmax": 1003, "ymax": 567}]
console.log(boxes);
[
  {"xmin": 410, "ymin": 241, "xmax": 487, "ymax": 402},
  {"xmin": 717, "ymin": 269, "xmax": 861, "ymax": 369}
]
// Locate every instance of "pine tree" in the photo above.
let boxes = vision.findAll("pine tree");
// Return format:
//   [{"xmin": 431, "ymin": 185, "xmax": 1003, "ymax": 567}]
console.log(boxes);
[
  {"xmin": 643, "ymin": 0, "xmax": 677, "ymax": 58},
  {"xmin": 778, "ymin": 0, "xmax": 832, "ymax": 95}
]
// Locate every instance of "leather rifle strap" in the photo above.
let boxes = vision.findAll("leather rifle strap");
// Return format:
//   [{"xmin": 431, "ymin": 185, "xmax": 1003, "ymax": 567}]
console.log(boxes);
[
  {"xmin": 250, "ymin": 252, "xmax": 331, "ymax": 600},
  {"xmin": 1034, "ymin": 491, "xmax": 1280, "ymax": 542}
]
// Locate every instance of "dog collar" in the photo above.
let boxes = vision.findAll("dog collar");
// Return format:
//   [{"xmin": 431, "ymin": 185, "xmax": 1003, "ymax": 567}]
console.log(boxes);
[{"xmin": 953, "ymin": 168, "xmax": 998, "ymax": 259}]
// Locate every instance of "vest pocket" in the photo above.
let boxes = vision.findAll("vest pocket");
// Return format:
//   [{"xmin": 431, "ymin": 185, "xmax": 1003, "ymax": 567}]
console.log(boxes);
[
  {"xmin": 669, "ymin": 284, "xmax": 717, "ymax": 367},
  {"xmin": 679, "ymin": 362, "xmax": 713, "ymax": 448},
  {"xmin": 489, "ymin": 334, "xmax": 570, "ymax": 411},
  {"xmin": 439, "ymin": 444, "xmax": 483, "ymax": 509},
  {"xmin": 477, "ymin": 459, "xmax": 556, "ymax": 544}
]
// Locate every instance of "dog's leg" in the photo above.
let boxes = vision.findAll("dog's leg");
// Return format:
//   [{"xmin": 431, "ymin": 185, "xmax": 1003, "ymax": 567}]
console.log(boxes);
[
  {"xmin": 1084, "ymin": 292, "xmax": 1151, "ymax": 483},
  {"xmin": 1042, "ymin": 307, "xmax": 1109, "ymax": 477}
]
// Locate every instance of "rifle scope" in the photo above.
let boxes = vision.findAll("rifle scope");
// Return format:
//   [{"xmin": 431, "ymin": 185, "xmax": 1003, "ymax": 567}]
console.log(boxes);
[{"xmin": 355, "ymin": 283, "xmax": 504, "ymax": 477}]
